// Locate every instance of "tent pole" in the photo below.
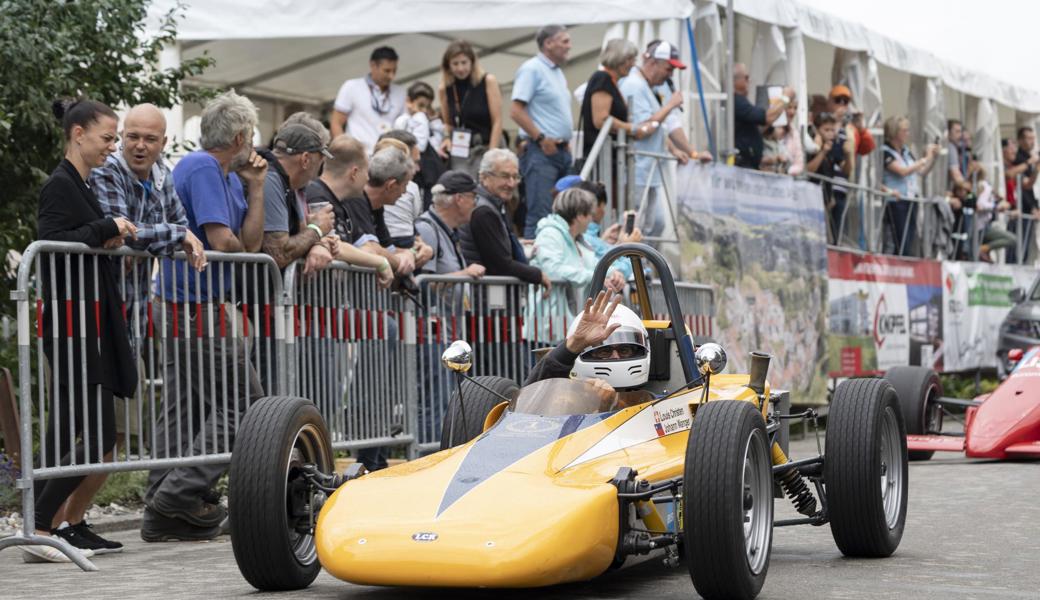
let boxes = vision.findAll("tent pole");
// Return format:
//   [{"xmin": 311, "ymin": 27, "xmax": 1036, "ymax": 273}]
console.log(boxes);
[
  {"xmin": 724, "ymin": 0, "xmax": 735, "ymax": 162},
  {"xmin": 160, "ymin": 41, "xmax": 185, "ymax": 150}
]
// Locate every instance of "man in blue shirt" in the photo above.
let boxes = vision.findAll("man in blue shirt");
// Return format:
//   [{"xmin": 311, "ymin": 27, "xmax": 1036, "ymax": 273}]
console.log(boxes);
[
  {"xmin": 143, "ymin": 91, "xmax": 269, "ymax": 543},
  {"xmin": 619, "ymin": 41, "xmax": 694, "ymax": 236},
  {"xmin": 511, "ymin": 25, "xmax": 575, "ymax": 238}
]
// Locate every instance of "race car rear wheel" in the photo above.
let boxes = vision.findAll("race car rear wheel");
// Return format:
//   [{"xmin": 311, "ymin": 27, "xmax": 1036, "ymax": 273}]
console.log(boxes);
[
  {"xmin": 682, "ymin": 400, "xmax": 773, "ymax": 600},
  {"xmin": 229, "ymin": 396, "xmax": 333, "ymax": 591},
  {"xmin": 440, "ymin": 375, "xmax": 518, "ymax": 450},
  {"xmin": 826, "ymin": 378, "xmax": 908, "ymax": 557},
  {"xmin": 884, "ymin": 366, "xmax": 942, "ymax": 460}
]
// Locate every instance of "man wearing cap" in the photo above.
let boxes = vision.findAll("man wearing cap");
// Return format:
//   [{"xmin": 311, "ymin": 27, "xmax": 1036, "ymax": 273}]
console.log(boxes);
[
  {"xmin": 511, "ymin": 25, "xmax": 575, "ymax": 239},
  {"xmin": 829, "ymin": 84, "xmax": 876, "ymax": 164},
  {"xmin": 733, "ymin": 63, "xmax": 787, "ymax": 170},
  {"xmin": 259, "ymin": 119, "xmax": 337, "ymax": 273},
  {"xmin": 415, "ymin": 170, "xmax": 485, "ymax": 280},
  {"xmin": 618, "ymin": 40, "xmax": 696, "ymax": 235}
]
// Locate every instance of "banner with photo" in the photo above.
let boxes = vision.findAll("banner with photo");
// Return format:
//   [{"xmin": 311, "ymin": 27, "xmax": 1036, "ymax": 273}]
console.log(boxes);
[
  {"xmin": 941, "ymin": 262, "xmax": 1037, "ymax": 371},
  {"xmin": 673, "ymin": 163, "xmax": 829, "ymax": 403},
  {"xmin": 826, "ymin": 249, "xmax": 944, "ymax": 376}
]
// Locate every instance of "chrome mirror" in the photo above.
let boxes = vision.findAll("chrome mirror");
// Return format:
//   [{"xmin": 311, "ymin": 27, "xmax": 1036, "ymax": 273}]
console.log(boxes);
[
  {"xmin": 441, "ymin": 340, "xmax": 473, "ymax": 373},
  {"xmin": 695, "ymin": 343, "xmax": 727, "ymax": 376}
]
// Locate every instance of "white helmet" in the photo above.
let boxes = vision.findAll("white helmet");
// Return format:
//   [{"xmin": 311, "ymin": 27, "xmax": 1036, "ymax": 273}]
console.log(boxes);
[{"xmin": 568, "ymin": 304, "xmax": 651, "ymax": 390}]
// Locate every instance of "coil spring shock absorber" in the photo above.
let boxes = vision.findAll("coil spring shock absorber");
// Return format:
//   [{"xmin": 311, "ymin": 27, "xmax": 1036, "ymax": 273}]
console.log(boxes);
[{"xmin": 771, "ymin": 443, "xmax": 817, "ymax": 516}]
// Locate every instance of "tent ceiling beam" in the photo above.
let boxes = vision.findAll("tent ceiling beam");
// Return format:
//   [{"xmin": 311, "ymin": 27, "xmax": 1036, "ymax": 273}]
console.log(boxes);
[
  {"xmin": 230, "ymin": 34, "xmax": 388, "ymax": 89},
  {"xmin": 395, "ymin": 31, "xmax": 538, "ymax": 86}
]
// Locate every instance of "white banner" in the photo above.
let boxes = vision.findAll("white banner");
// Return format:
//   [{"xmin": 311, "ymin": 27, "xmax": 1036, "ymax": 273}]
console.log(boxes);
[{"xmin": 941, "ymin": 262, "xmax": 1036, "ymax": 371}]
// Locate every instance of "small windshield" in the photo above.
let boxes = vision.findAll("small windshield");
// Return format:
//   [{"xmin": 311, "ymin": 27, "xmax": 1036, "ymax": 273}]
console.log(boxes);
[{"xmin": 511, "ymin": 378, "xmax": 624, "ymax": 417}]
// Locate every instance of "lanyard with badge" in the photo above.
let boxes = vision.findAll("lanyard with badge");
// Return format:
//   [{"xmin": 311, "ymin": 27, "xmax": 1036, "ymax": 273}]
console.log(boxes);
[
  {"xmin": 449, "ymin": 82, "xmax": 473, "ymax": 159},
  {"xmin": 366, "ymin": 75, "xmax": 394, "ymax": 135}
]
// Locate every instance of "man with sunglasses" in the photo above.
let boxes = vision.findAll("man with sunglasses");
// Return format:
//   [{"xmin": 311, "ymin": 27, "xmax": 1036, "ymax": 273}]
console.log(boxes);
[{"xmin": 524, "ymin": 291, "xmax": 653, "ymax": 406}]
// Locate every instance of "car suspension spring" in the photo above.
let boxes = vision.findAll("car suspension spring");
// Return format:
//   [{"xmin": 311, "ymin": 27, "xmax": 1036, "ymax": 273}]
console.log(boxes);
[{"xmin": 778, "ymin": 467, "xmax": 817, "ymax": 516}]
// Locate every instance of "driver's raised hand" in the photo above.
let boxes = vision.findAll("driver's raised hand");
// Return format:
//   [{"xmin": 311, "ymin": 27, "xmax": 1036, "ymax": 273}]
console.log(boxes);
[{"xmin": 565, "ymin": 291, "xmax": 622, "ymax": 354}]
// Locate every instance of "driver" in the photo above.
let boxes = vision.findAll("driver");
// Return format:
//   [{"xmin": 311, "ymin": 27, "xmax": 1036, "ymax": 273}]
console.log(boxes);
[{"xmin": 525, "ymin": 291, "xmax": 655, "ymax": 406}]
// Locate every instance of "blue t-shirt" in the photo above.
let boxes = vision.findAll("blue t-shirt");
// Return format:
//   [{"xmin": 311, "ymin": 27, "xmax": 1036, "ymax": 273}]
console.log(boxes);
[
  {"xmin": 512, "ymin": 54, "xmax": 573, "ymax": 141},
  {"xmin": 160, "ymin": 151, "xmax": 248, "ymax": 302},
  {"xmin": 619, "ymin": 69, "xmax": 671, "ymax": 187}
]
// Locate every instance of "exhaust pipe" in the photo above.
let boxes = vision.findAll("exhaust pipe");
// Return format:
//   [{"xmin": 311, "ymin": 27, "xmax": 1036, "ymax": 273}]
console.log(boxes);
[{"xmin": 748, "ymin": 351, "xmax": 771, "ymax": 395}]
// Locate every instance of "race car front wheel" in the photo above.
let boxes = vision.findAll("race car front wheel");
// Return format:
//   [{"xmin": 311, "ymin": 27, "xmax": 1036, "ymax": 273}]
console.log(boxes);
[
  {"xmin": 683, "ymin": 400, "xmax": 773, "ymax": 600},
  {"xmin": 884, "ymin": 366, "xmax": 942, "ymax": 460},
  {"xmin": 229, "ymin": 396, "xmax": 334, "ymax": 591},
  {"xmin": 440, "ymin": 375, "xmax": 518, "ymax": 450},
  {"xmin": 826, "ymin": 378, "xmax": 908, "ymax": 557}
]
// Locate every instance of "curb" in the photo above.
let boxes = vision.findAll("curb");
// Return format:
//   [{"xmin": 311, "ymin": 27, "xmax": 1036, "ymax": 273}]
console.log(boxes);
[{"xmin": 0, "ymin": 511, "xmax": 144, "ymax": 538}]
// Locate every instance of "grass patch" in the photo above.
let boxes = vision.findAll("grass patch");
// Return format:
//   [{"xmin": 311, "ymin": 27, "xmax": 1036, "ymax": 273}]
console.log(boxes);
[{"xmin": 92, "ymin": 470, "xmax": 148, "ymax": 508}]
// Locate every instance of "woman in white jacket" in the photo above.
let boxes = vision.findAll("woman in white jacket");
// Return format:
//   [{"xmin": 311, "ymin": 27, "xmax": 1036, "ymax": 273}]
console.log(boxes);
[{"xmin": 527, "ymin": 188, "xmax": 625, "ymax": 343}]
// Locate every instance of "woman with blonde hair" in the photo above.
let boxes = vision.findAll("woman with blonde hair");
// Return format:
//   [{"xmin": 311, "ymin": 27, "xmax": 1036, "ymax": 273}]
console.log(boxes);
[
  {"xmin": 881, "ymin": 115, "xmax": 939, "ymax": 255},
  {"xmin": 437, "ymin": 39, "xmax": 503, "ymax": 172}
]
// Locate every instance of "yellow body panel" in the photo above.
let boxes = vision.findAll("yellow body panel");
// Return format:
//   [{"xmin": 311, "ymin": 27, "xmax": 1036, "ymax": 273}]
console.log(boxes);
[{"xmin": 315, "ymin": 376, "xmax": 766, "ymax": 588}]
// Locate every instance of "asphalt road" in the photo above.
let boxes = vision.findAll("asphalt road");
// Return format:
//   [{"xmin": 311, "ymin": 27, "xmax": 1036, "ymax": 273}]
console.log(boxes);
[{"xmin": 1, "ymin": 435, "xmax": 1038, "ymax": 600}]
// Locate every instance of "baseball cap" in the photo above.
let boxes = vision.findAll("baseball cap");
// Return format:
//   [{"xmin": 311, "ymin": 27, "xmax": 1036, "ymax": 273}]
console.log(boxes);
[
  {"xmin": 554, "ymin": 175, "xmax": 583, "ymax": 193},
  {"xmin": 829, "ymin": 84, "xmax": 852, "ymax": 100},
  {"xmin": 432, "ymin": 170, "xmax": 477, "ymax": 194},
  {"xmin": 273, "ymin": 124, "xmax": 333, "ymax": 158},
  {"xmin": 646, "ymin": 41, "xmax": 687, "ymax": 70}
]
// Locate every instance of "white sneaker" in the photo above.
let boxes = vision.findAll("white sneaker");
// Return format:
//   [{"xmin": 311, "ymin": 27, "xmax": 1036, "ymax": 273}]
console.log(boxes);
[{"xmin": 21, "ymin": 538, "xmax": 94, "ymax": 563}]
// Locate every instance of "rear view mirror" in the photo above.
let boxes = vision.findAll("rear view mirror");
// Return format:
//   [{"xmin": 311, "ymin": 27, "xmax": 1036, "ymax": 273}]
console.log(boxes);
[
  {"xmin": 1009, "ymin": 288, "xmax": 1026, "ymax": 304},
  {"xmin": 441, "ymin": 340, "xmax": 473, "ymax": 373}
]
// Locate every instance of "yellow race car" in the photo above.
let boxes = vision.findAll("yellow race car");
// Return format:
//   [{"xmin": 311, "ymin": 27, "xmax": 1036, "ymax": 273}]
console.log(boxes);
[{"xmin": 227, "ymin": 244, "xmax": 909, "ymax": 600}]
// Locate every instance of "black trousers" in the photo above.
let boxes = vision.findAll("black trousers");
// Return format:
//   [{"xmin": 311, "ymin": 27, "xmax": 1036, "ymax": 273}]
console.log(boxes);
[{"xmin": 33, "ymin": 384, "xmax": 116, "ymax": 530}]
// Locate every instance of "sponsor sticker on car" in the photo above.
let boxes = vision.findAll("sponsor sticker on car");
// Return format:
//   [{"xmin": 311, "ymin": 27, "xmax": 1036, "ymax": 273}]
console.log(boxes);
[{"xmin": 412, "ymin": 532, "xmax": 438, "ymax": 542}]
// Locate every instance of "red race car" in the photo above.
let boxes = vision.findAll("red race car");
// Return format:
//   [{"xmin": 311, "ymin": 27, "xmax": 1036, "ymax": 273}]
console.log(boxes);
[{"xmin": 885, "ymin": 352, "xmax": 1040, "ymax": 460}]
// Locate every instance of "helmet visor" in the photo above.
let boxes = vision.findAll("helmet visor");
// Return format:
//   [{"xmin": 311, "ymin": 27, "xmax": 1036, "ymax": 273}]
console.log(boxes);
[{"xmin": 579, "ymin": 329, "xmax": 648, "ymax": 361}]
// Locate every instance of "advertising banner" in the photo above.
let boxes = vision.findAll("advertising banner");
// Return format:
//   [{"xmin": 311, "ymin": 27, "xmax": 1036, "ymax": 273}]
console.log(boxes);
[
  {"xmin": 826, "ymin": 249, "xmax": 943, "ymax": 376},
  {"xmin": 941, "ymin": 262, "xmax": 1037, "ymax": 371},
  {"xmin": 674, "ymin": 163, "xmax": 829, "ymax": 402}
]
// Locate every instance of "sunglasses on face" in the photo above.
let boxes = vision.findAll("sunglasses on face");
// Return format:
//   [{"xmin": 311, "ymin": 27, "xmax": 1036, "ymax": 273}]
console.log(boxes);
[
  {"xmin": 833, "ymin": 97, "xmax": 851, "ymax": 105},
  {"xmin": 585, "ymin": 344, "xmax": 644, "ymax": 361}
]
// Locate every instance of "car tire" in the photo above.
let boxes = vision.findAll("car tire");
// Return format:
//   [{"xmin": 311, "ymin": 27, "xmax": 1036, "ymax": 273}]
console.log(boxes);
[
  {"xmin": 826, "ymin": 378, "xmax": 908, "ymax": 557},
  {"xmin": 884, "ymin": 366, "xmax": 942, "ymax": 460},
  {"xmin": 439, "ymin": 376, "xmax": 518, "ymax": 450},
  {"xmin": 229, "ymin": 396, "xmax": 333, "ymax": 591},
  {"xmin": 682, "ymin": 400, "xmax": 773, "ymax": 600}
]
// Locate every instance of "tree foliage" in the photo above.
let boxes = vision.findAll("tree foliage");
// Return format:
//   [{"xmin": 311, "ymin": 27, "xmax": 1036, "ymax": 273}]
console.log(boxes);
[{"xmin": 0, "ymin": 0, "xmax": 214, "ymax": 316}]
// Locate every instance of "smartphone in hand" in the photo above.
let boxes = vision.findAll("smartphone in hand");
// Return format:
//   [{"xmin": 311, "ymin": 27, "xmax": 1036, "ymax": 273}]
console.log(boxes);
[{"xmin": 624, "ymin": 211, "xmax": 637, "ymax": 235}]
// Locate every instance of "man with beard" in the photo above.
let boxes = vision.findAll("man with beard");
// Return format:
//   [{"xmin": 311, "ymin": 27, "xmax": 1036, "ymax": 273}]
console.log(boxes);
[{"xmin": 142, "ymin": 91, "xmax": 268, "ymax": 542}]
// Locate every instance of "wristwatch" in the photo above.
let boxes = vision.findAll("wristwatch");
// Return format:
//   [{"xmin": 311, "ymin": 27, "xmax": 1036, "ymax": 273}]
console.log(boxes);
[{"xmin": 534, "ymin": 133, "xmax": 546, "ymax": 144}]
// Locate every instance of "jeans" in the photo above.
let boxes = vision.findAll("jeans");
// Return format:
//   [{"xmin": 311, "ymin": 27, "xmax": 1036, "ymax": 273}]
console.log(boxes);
[
  {"xmin": 521, "ymin": 143, "xmax": 572, "ymax": 238},
  {"xmin": 887, "ymin": 199, "xmax": 917, "ymax": 256}
]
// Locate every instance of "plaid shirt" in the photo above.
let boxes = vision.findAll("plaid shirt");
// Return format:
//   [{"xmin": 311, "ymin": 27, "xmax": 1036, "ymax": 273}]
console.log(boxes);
[
  {"xmin": 90, "ymin": 150, "xmax": 189, "ymax": 255},
  {"xmin": 89, "ymin": 151, "xmax": 189, "ymax": 339}
]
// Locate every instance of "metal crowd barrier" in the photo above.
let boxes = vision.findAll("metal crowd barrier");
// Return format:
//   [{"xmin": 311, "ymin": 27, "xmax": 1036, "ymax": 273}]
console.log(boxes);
[
  {"xmin": 5, "ymin": 241, "xmax": 283, "ymax": 562},
  {"xmin": 645, "ymin": 281, "xmax": 715, "ymax": 344},
  {"xmin": 409, "ymin": 274, "xmax": 577, "ymax": 452},
  {"xmin": 282, "ymin": 261, "xmax": 416, "ymax": 455}
]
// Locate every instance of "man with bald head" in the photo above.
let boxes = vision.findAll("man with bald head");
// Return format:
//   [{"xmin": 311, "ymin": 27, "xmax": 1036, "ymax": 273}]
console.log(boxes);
[{"xmin": 732, "ymin": 63, "xmax": 788, "ymax": 169}]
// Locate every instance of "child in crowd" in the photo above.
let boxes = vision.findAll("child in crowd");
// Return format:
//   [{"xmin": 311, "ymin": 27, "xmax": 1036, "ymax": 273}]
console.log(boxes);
[
  {"xmin": 427, "ymin": 103, "xmax": 447, "ymax": 159},
  {"xmin": 393, "ymin": 82, "xmax": 435, "ymax": 152},
  {"xmin": 760, "ymin": 125, "xmax": 791, "ymax": 174}
]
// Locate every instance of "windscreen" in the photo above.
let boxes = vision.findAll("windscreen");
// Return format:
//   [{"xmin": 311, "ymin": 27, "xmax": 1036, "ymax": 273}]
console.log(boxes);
[{"xmin": 511, "ymin": 378, "xmax": 623, "ymax": 417}]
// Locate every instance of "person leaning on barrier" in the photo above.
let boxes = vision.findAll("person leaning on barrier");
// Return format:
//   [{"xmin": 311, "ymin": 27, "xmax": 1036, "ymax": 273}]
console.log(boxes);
[
  {"xmin": 880, "ymin": 115, "xmax": 939, "ymax": 257},
  {"xmin": 1006, "ymin": 126, "xmax": 1040, "ymax": 263},
  {"xmin": 142, "ymin": 90, "xmax": 268, "ymax": 543},
  {"xmin": 48, "ymin": 104, "xmax": 208, "ymax": 558},
  {"xmin": 25, "ymin": 98, "xmax": 138, "ymax": 564},
  {"xmin": 732, "ymin": 62, "xmax": 787, "ymax": 169},
  {"xmin": 339, "ymin": 146, "xmax": 433, "ymax": 275},
  {"xmin": 458, "ymin": 148, "xmax": 551, "ymax": 291},
  {"xmin": 305, "ymin": 134, "xmax": 394, "ymax": 287},
  {"xmin": 414, "ymin": 170, "xmax": 485, "ymax": 279},
  {"xmin": 258, "ymin": 118, "xmax": 336, "ymax": 274},
  {"xmin": 378, "ymin": 130, "xmax": 428, "ymax": 249}
]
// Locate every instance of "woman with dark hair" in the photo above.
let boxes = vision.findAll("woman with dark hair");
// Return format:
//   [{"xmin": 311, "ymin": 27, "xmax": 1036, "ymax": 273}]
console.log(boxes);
[
  {"xmin": 437, "ymin": 39, "xmax": 503, "ymax": 173},
  {"xmin": 24, "ymin": 98, "xmax": 138, "ymax": 563}
]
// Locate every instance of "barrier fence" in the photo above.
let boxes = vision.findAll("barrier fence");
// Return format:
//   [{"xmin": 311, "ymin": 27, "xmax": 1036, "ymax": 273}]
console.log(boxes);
[{"xmin": 3, "ymin": 241, "xmax": 717, "ymax": 550}]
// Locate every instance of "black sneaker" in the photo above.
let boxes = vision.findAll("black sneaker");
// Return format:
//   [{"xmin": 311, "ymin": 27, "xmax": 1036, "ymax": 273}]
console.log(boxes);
[
  {"xmin": 150, "ymin": 495, "xmax": 227, "ymax": 528},
  {"xmin": 69, "ymin": 521, "xmax": 123, "ymax": 554},
  {"xmin": 52, "ymin": 521, "xmax": 109, "ymax": 555},
  {"xmin": 140, "ymin": 507, "xmax": 221, "ymax": 543}
]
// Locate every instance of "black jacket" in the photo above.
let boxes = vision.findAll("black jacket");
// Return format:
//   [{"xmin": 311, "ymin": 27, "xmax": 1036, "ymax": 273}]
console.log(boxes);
[
  {"xmin": 459, "ymin": 187, "xmax": 541, "ymax": 284},
  {"xmin": 38, "ymin": 159, "xmax": 138, "ymax": 398},
  {"xmin": 523, "ymin": 344, "xmax": 578, "ymax": 386}
]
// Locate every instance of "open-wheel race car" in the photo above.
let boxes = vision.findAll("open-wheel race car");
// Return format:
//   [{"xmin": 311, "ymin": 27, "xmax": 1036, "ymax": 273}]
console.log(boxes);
[
  {"xmin": 891, "ymin": 349, "xmax": 1040, "ymax": 460},
  {"xmin": 227, "ymin": 244, "xmax": 909, "ymax": 600}
]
